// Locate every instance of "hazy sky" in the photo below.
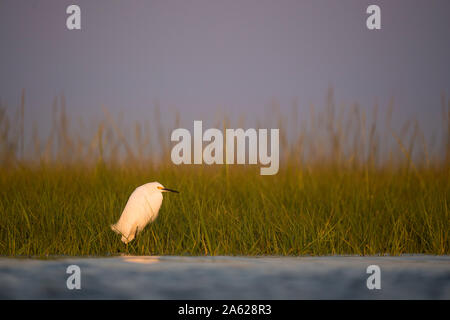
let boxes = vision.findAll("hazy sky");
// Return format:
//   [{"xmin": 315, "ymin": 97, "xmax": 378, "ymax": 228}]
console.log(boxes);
[{"xmin": 0, "ymin": 0, "xmax": 449, "ymax": 139}]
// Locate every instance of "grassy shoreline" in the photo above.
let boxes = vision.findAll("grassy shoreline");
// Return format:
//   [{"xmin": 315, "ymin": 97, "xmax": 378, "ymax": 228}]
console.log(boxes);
[
  {"xmin": 1, "ymin": 164, "xmax": 448, "ymax": 256},
  {"xmin": 1, "ymin": 92, "xmax": 449, "ymax": 256}
]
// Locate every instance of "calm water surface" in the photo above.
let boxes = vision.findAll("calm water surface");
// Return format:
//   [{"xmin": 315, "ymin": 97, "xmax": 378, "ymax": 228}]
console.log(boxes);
[{"xmin": 0, "ymin": 255, "xmax": 449, "ymax": 299}]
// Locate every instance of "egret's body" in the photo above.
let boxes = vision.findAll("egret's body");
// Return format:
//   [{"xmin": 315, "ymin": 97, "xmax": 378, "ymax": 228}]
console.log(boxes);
[{"xmin": 111, "ymin": 182, "xmax": 178, "ymax": 244}]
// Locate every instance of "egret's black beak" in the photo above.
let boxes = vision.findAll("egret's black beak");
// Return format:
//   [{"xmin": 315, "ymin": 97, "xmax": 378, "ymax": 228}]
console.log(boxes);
[{"xmin": 163, "ymin": 188, "xmax": 179, "ymax": 193}]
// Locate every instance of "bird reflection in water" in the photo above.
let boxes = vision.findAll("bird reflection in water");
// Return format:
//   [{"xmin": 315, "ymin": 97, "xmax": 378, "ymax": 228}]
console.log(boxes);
[{"xmin": 120, "ymin": 255, "xmax": 161, "ymax": 264}]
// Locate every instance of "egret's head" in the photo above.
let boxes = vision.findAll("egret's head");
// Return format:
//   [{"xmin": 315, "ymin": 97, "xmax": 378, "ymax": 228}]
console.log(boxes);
[{"xmin": 153, "ymin": 182, "xmax": 179, "ymax": 194}]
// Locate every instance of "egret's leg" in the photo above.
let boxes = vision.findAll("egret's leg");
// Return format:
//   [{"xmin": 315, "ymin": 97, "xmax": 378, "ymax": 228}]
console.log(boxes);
[{"xmin": 134, "ymin": 226, "xmax": 139, "ymax": 241}]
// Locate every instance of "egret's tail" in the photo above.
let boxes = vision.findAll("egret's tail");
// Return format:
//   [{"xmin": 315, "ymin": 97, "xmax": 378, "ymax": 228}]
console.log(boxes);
[
  {"xmin": 110, "ymin": 223, "xmax": 134, "ymax": 244},
  {"xmin": 110, "ymin": 223, "xmax": 120, "ymax": 234}
]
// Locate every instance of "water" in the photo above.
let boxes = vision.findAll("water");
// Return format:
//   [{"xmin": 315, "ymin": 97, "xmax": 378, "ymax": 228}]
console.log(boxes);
[{"xmin": 0, "ymin": 255, "xmax": 449, "ymax": 299}]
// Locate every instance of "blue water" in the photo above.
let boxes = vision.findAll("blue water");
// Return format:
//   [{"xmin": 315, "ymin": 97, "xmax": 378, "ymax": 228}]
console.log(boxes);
[{"xmin": 0, "ymin": 255, "xmax": 449, "ymax": 299}]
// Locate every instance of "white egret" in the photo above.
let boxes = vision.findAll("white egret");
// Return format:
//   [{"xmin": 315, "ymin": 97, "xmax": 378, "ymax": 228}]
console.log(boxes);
[{"xmin": 111, "ymin": 182, "xmax": 179, "ymax": 244}]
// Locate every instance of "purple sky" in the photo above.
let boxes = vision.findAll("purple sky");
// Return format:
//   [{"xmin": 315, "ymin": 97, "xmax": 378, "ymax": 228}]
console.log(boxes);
[{"xmin": 0, "ymin": 0, "xmax": 449, "ymax": 145}]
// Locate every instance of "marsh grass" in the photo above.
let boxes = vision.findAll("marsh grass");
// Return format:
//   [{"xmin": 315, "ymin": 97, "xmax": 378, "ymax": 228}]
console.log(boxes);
[{"xmin": 0, "ymin": 90, "xmax": 448, "ymax": 256}]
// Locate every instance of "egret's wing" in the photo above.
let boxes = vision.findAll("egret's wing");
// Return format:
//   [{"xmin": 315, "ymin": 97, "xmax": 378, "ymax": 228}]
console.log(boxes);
[{"xmin": 111, "ymin": 188, "xmax": 146, "ymax": 241}]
